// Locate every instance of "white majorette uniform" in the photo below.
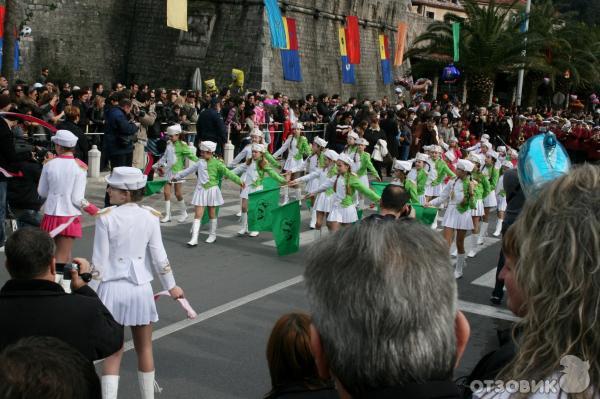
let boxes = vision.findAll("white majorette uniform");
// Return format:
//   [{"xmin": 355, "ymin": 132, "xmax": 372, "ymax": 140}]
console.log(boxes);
[
  {"xmin": 468, "ymin": 153, "xmax": 485, "ymax": 217},
  {"xmin": 430, "ymin": 160, "xmax": 475, "ymax": 231},
  {"xmin": 273, "ymin": 123, "xmax": 310, "ymax": 173},
  {"xmin": 91, "ymin": 168, "xmax": 176, "ymax": 327},
  {"xmin": 38, "ymin": 130, "xmax": 93, "ymax": 239},
  {"xmin": 304, "ymin": 137, "xmax": 328, "ymax": 194},
  {"xmin": 496, "ymin": 174, "xmax": 507, "ymax": 212},
  {"xmin": 298, "ymin": 149, "xmax": 338, "ymax": 214},
  {"xmin": 481, "ymin": 150, "xmax": 499, "ymax": 208}
]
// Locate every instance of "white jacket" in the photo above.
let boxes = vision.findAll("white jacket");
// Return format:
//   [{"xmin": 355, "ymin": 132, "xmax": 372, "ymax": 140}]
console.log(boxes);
[
  {"xmin": 372, "ymin": 139, "xmax": 388, "ymax": 162},
  {"xmin": 91, "ymin": 203, "xmax": 176, "ymax": 291},
  {"xmin": 37, "ymin": 156, "xmax": 87, "ymax": 216}
]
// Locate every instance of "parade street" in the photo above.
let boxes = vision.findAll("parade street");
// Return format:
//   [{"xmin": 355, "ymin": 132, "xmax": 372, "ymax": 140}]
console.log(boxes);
[{"xmin": 0, "ymin": 175, "xmax": 514, "ymax": 399}]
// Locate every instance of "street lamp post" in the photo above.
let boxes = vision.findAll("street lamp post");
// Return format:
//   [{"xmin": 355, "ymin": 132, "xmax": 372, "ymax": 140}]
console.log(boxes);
[{"xmin": 515, "ymin": 0, "xmax": 532, "ymax": 108}]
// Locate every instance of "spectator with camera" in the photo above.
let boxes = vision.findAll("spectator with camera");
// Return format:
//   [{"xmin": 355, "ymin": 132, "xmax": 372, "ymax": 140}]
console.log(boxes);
[
  {"xmin": 0, "ymin": 228, "xmax": 123, "ymax": 362},
  {"xmin": 131, "ymin": 92, "xmax": 157, "ymax": 170}
]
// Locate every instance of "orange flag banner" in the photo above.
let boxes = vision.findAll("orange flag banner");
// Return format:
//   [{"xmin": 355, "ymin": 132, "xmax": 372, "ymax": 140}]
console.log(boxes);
[{"xmin": 394, "ymin": 22, "xmax": 408, "ymax": 66}]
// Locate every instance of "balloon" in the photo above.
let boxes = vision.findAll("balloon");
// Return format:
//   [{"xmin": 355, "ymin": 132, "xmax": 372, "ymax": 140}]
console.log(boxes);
[
  {"xmin": 543, "ymin": 77, "xmax": 550, "ymax": 85},
  {"xmin": 441, "ymin": 63, "xmax": 461, "ymax": 84},
  {"xmin": 570, "ymin": 94, "xmax": 578, "ymax": 101},
  {"xmin": 518, "ymin": 132, "xmax": 571, "ymax": 198}
]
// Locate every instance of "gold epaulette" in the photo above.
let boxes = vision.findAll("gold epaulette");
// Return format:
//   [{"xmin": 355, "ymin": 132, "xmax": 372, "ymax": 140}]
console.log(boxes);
[{"xmin": 142, "ymin": 205, "xmax": 162, "ymax": 218}]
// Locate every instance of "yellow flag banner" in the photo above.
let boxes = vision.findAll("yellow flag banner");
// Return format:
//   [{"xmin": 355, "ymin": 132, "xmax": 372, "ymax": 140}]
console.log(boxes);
[
  {"xmin": 167, "ymin": 0, "xmax": 188, "ymax": 31},
  {"xmin": 394, "ymin": 22, "xmax": 407, "ymax": 66}
]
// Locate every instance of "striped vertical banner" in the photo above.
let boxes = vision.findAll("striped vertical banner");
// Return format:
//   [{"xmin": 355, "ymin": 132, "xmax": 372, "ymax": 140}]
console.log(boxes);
[
  {"xmin": 379, "ymin": 34, "xmax": 392, "ymax": 85},
  {"xmin": 394, "ymin": 22, "xmax": 407, "ymax": 66},
  {"xmin": 338, "ymin": 27, "xmax": 355, "ymax": 84},
  {"xmin": 281, "ymin": 17, "xmax": 302, "ymax": 82},
  {"xmin": 264, "ymin": 0, "xmax": 287, "ymax": 48}
]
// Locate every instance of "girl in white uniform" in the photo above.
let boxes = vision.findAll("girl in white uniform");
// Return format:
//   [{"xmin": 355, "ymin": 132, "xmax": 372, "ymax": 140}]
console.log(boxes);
[
  {"xmin": 479, "ymin": 150, "xmax": 500, "ymax": 245},
  {"xmin": 233, "ymin": 143, "xmax": 287, "ymax": 237},
  {"xmin": 493, "ymin": 160, "xmax": 514, "ymax": 237},
  {"xmin": 343, "ymin": 131, "xmax": 360, "ymax": 168},
  {"xmin": 290, "ymin": 149, "xmax": 338, "ymax": 239},
  {"xmin": 172, "ymin": 141, "xmax": 244, "ymax": 245},
  {"xmin": 92, "ymin": 167, "xmax": 185, "ymax": 399},
  {"xmin": 308, "ymin": 153, "xmax": 380, "ymax": 232},
  {"xmin": 38, "ymin": 130, "xmax": 97, "ymax": 287},
  {"xmin": 303, "ymin": 137, "xmax": 328, "ymax": 228},
  {"xmin": 427, "ymin": 159, "xmax": 477, "ymax": 279},
  {"xmin": 273, "ymin": 122, "xmax": 311, "ymax": 203}
]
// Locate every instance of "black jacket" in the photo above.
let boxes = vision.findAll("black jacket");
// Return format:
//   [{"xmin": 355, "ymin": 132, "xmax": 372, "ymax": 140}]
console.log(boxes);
[
  {"xmin": 380, "ymin": 118, "xmax": 400, "ymax": 158},
  {"xmin": 0, "ymin": 279, "xmax": 123, "ymax": 362},
  {"xmin": 7, "ymin": 160, "xmax": 43, "ymax": 211},
  {"xmin": 195, "ymin": 108, "xmax": 227, "ymax": 149},
  {"xmin": 0, "ymin": 117, "xmax": 17, "ymax": 182},
  {"xmin": 265, "ymin": 384, "xmax": 338, "ymax": 399}
]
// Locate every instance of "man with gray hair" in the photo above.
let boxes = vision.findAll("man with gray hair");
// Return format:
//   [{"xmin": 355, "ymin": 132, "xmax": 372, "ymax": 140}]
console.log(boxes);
[{"xmin": 305, "ymin": 220, "xmax": 470, "ymax": 398}]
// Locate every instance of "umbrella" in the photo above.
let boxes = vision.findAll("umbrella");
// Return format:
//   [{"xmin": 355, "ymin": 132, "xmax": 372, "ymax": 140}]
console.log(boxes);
[{"xmin": 190, "ymin": 68, "xmax": 202, "ymax": 92}]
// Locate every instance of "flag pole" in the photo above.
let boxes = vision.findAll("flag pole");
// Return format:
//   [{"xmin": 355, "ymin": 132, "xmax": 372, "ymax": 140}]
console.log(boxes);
[{"xmin": 515, "ymin": 0, "xmax": 532, "ymax": 108}]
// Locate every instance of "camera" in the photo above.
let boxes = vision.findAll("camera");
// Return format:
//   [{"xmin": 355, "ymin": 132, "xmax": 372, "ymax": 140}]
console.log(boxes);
[{"xmin": 62, "ymin": 263, "xmax": 92, "ymax": 282}]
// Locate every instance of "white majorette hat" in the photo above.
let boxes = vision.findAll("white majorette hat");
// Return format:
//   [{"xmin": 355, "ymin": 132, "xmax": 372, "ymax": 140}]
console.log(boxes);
[
  {"xmin": 252, "ymin": 143, "xmax": 266, "ymax": 153},
  {"xmin": 497, "ymin": 146, "xmax": 507, "ymax": 153},
  {"xmin": 468, "ymin": 153, "xmax": 482, "ymax": 164},
  {"xmin": 250, "ymin": 128, "xmax": 263, "ymax": 137},
  {"xmin": 347, "ymin": 131, "xmax": 359, "ymax": 140},
  {"xmin": 431, "ymin": 145, "xmax": 443, "ymax": 153},
  {"xmin": 314, "ymin": 137, "xmax": 328, "ymax": 148},
  {"xmin": 292, "ymin": 122, "xmax": 304, "ymax": 130},
  {"xmin": 200, "ymin": 141, "xmax": 217, "ymax": 153},
  {"xmin": 415, "ymin": 153, "xmax": 429, "ymax": 162},
  {"xmin": 393, "ymin": 160, "xmax": 413, "ymax": 172},
  {"xmin": 481, "ymin": 141, "xmax": 493, "ymax": 150},
  {"xmin": 324, "ymin": 149, "xmax": 339, "ymax": 161},
  {"xmin": 481, "ymin": 133, "xmax": 490, "ymax": 141},
  {"xmin": 449, "ymin": 136, "xmax": 458, "ymax": 143},
  {"xmin": 105, "ymin": 166, "xmax": 147, "ymax": 190},
  {"xmin": 356, "ymin": 138, "xmax": 369, "ymax": 146},
  {"xmin": 457, "ymin": 159, "xmax": 475, "ymax": 173},
  {"xmin": 502, "ymin": 160, "xmax": 514, "ymax": 169},
  {"xmin": 51, "ymin": 130, "xmax": 78, "ymax": 148},
  {"xmin": 422, "ymin": 145, "xmax": 432, "ymax": 152},
  {"xmin": 337, "ymin": 153, "xmax": 354, "ymax": 165},
  {"xmin": 486, "ymin": 150, "xmax": 498, "ymax": 160},
  {"xmin": 445, "ymin": 150, "xmax": 457, "ymax": 162},
  {"xmin": 166, "ymin": 124, "xmax": 182, "ymax": 136}
]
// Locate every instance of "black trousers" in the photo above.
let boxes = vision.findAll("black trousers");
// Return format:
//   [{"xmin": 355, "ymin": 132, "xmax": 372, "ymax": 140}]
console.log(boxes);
[{"xmin": 104, "ymin": 152, "xmax": 133, "ymax": 207}]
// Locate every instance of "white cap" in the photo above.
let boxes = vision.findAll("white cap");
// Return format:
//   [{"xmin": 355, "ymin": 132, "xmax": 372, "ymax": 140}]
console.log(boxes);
[
  {"xmin": 51, "ymin": 130, "xmax": 79, "ymax": 147},
  {"xmin": 445, "ymin": 150, "xmax": 456, "ymax": 162},
  {"xmin": 252, "ymin": 143, "xmax": 266, "ymax": 153},
  {"xmin": 468, "ymin": 153, "xmax": 482, "ymax": 164},
  {"xmin": 33, "ymin": 82, "xmax": 43, "ymax": 89},
  {"xmin": 348, "ymin": 131, "xmax": 359, "ymax": 140},
  {"xmin": 105, "ymin": 167, "xmax": 147, "ymax": 190},
  {"xmin": 482, "ymin": 141, "xmax": 493, "ymax": 150},
  {"xmin": 482, "ymin": 133, "xmax": 490, "ymax": 141},
  {"xmin": 486, "ymin": 150, "xmax": 498, "ymax": 160},
  {"xmin": 422, "ymin": 145, "xmax": 432, "ymax": 152},
  {"xmin": 337, "ymin": 153, "xmax": 354, "ymax": 165},
  {"xmin": 166, "ymin": 124, "xmax": 182, "ymax": 136},
  {"xmin": 431, "ymin": 145, "xmax": 443, "ymax": 153},
  {"xmin": 497, "ymin": 146, "xmax": 506, "ymax": 153},
  {"xmin": 393, "ymin": 160, "xmax": 413, "ymax": 172},
  {"xmin": 292, "ymin": 122, "xmax": 304, "ymax": 130},
  {"xmin": 313, "ymin": 137, "xmax": 328, "ymax": 148},
  {"xmin": 250, "ymin": 128, "xmax": 262, "ymax": 137},
  {"xmin": 324, "ymin": 149, "xmax": 339, "ymax": 161},
  {"xmin": 502, "ymin": 160, "xmax": 514, "ymax": 169},
  {"xmin": 457, "ymin": 159, "xmax": 475, "ymax": 172},
  {"xmin": 72, "ymin": 85, "xmax": 81, "ymax": 91},
  {"xmin": 356, "ymin": 138, "xmax": 369, "ymax": 146},
  {"xmin": 449, "ymin": 137, "xmax": 458, "ymax": 143},
  {"xmin": 200, "ymin": 141, "xmax": 217, "ymax": 152},
  {"xmin": 415, "ymin": 153, "xmax": 429, "ymax": 162}
]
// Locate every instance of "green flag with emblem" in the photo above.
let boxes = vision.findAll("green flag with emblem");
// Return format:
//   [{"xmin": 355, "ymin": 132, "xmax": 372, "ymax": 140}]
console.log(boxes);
[
  {"xmin": 248, "ymin": 187, "xmax": 280, "ymax": 231},
  {"xmin": 144, "ymin": 180, "xmax": 168, "ymax": 196},
  {"xmin": 410, "ymin": 203, "xmax": 438, "ymax": 225},
  {"xmin": 271, "ymin": 200, "xmax": 301, "ymax": 256}
]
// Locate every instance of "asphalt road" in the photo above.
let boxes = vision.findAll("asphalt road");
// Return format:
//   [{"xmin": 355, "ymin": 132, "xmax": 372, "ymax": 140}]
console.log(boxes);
[{"xmin": 0, "ymin": 175, "xmax": 516, "ymax": 398}]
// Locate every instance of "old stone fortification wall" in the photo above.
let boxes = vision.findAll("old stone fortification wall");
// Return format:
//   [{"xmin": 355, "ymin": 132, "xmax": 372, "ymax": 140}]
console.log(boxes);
[{"xmin": 10, "ymin": 0, "xmax": 430, "ymax": 98}]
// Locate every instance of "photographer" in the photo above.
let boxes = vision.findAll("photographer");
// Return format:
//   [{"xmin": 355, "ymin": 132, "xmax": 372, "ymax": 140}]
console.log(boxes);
[
  {"xmin": 132, "ymin": 92, "xmax": 157, "ymax": 170},
  {"xmin": 0, "ymin": 228, "xmax": 123, "ymax": 362}
]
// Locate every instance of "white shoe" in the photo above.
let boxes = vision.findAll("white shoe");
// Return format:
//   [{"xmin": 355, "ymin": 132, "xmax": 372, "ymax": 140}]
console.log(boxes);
[
  {"xmin": 206, "ymin": 219, "xmax": 217, "ymax": 243},
  {"xmin": 238, "ymin": 213, "xmax": 248, "ymax": 236},
  {"xmin": 467, "ymin": 234, "xmax": 477, "ymax": 257},
  {"xmin": 187, "ymin": 219, "xmax": 201, "ymax": 247},
  {"xmin": 138, "ymin": 370, "xmax": 162, "ymax": 399},
  {"xmin": 309, "ymin": 208, "xmax": 317, "ymax": 229},
  {"xmin": 101, "ymin": 375, "xmax": 119, "ymax": 399},
  {"xmin": 176, "ymin": 200, "xmax": 188, "ymax": 223},
  {"xmin": 236, "ymin": 211, "xmax": 242, "ymax": 218},
  {"xmin": 450, "ymin": 247, "xmax": 458, "ymax": 257},
  {"xmin": 478, "ymin": 222, "xmax": 488, "ymax": 245},
  {"xmin": 493, "ymin": 220, "xmax": 503, "ymax": 237},
  {"xmin": 160, "ymin": 201, "xmax": 171, "ymax": 223},
  {"xmin": 248, "ymin": 231, "xmax": 259, "ymax": 237},
  {"xmin": 455, "ymin": 255, "xmax": 465, "ymax": 279}
]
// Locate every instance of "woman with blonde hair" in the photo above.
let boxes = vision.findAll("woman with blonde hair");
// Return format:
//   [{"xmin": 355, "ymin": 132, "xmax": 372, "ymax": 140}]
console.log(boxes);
[{"xmin": 475, "ymin": 164, "xmax": 600, "ymax": 399}]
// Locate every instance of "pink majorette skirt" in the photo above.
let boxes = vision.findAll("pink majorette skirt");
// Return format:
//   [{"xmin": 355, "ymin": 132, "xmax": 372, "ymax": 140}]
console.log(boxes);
[{"xmin": 41, "ymin": 215, "xmax": 83, "ymax": 238}]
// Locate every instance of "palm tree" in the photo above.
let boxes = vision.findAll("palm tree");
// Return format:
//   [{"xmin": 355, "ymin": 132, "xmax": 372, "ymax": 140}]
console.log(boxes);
[{"xmin": 405, "ymin": 0, "xmax": 529, "ymax": 106}]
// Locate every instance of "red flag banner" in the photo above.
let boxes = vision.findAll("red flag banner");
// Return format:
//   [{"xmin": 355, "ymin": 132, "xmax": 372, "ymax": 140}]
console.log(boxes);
[
  {"xmin": 345, "ymin": 16, "xmax": 361, "ymax": 64},
  {"xmin": 394, "ymin": 22, "xmax": 407, "ymax": 66}
]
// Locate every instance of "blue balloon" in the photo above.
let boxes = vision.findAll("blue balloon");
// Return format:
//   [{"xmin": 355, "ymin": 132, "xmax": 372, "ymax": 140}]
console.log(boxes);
[
  {"xmin": 518, "ymin": 132, "xmax": 571, "ymax": 198},
  {"xmin": 442, "ymin": 64, "xmax": 461, "ymax": 83}
]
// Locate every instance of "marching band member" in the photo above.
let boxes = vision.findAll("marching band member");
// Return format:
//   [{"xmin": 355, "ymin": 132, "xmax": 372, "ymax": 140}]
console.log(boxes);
[
  {"xmin": 391, "ymin": 160, "xmax": 418, "ymax": 204},
  {"xmin": 303, "ymin": 137, "xmax": 328, "ymax": 228},
  {"xmin": 172, "ymin": 141, "xmax": 244, "ymax": 246},
  {"xmin": 408, "ymin": 153, "xmax": 429, "ymax": 205},
  {"xmin": 153, "ymin": 124, "xmax": 198, "ymax": 223},
  {"xmin": 290, "ymin": 149, "xmax": 339, "ymax": 239},
  {"xmin": 426, "ymin": 159, "xmax": 477, "ymax": 279},
  {"xmin": 354, "ymin": 137, "xmax": 381, "ymax": 209},
  {"xmin": 479, "ymin": 150, "xmax": 500, "ymax": 244},
  {"xmin": 273, "ymin": 122, "xmax": 311, "ymax": 203},
  {"xmin": 426, "ymin": 145, "xmax": 456, "ymax": 200},
  {"xmin": 92, "ymin": 167, "xmax": 185, "ymax": 399},
  {"xmin": 308, "ymin": 153, "xmax": 380, "ymax": 232},
  {"xmin": 233, "ymin": 143, "xmax": 286, "ymax": 237},
  {"xmin": 38, "ymin": 129, "xmax": 98, "ymax": 290},
  {"xmin": 343, "ymin": 131, "xmax": 360, "ymax": 162},
  {"xmin": 467, "ymin": 153, "xmax": 489, "ymax": 257},
  {"xmin": 493, "ymin": 160, "xmax": 513, "ymax": 237}
]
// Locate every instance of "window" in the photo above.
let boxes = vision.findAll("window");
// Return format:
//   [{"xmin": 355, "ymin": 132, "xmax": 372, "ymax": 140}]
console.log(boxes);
[
  {"xmin": 426, "ymin": 11, "xmax": 435, "ymax": 19},
  {"xmin": 417, "ymin": 5, "xmax": 424, "ymax": 14}
]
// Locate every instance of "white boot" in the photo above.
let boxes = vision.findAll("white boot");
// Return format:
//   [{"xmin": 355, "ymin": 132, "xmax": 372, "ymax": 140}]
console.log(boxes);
[
  {"xmin": 238, "ymin": 212, "xmax": 248, "ymax": 236},
  {"xmin": 313, "ymin": 228, "xmax": 322, "ymax": 242},
  {"xmin": 236, "ymin": 200, "xmax": 242, "ymax": 218},
  {"xmin": 282, "ymin": 186, "xmax": 289, "ymax": 204},
  {"xmin": 309, "ymin": 208, "xmax": 317, "ymax": 229},
  {"xmin": 478, "ymin": 222, "xmax": 488, "ymax": 245},
  {"xmin": 455, "ymin": 254, "xmax": 466, "ymax": 279},
  {"xmin": 101, "ymin": 375, "xmax": 119, "ymax": 399},
  {"xmin": 206, "ymin": 219, "xmax": 217, "ymax": 243},
  {"xmin": 176, "ymin": 200, "xmax": 188, "ymax": 223},
  {"xmin": 430, "ymin": 214, "xmax": 438, "ymax": 230},
  {"xmin": 450, "ymin": 244, "xmax": 458, "ymax": 257},
  {"xmin": 138, "ymin": 370, "xmax": 162, "ymax": 399},
  {"xmin": 160, "ymin": 201, "xmax": 171, "ymax": 223},
  {"xmin": 467, "ymin": 234, "xmax": 478, "ymax": 258},
  {"xmin": 493, "ymin": 219, "xmax": 503, "ymax": 237},
  {"xmin": 187, "ymin": 219, "xmax": 201, "ymax": 247}
]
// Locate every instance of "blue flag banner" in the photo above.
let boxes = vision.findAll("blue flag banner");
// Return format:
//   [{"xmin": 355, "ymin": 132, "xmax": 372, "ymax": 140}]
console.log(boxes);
[
  {"xmin": 281, "ymin": 50, "xmax": 302, "ymax": 82},
  {"xmin": 14, "ymin": 39, "xmax": 19, "ymax": 71},
  {"xmin": 381, "ymin": 59, "xmax": 392, "ymax": 85},
  {"xmin": 264, "ymin": 0, "xmax": 287, "ymax": 49},
  {"xmin": 341, "ymin": 55, "xmax": 356, "ymax": 84}
]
